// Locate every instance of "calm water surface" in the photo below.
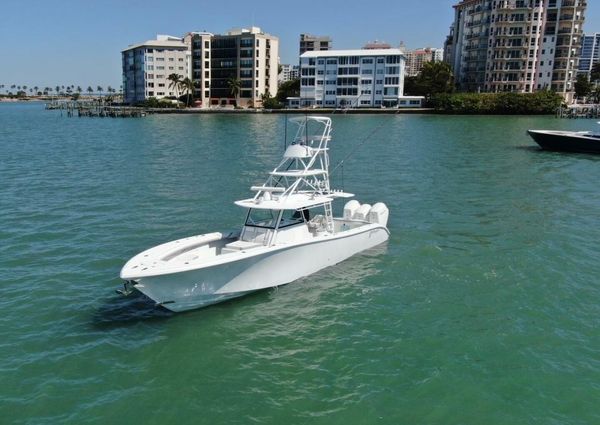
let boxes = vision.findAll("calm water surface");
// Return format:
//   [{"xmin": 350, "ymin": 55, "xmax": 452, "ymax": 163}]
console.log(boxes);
[{"xmin": 1, "ymin": 102, "xmax": 600, "ymax": 424}]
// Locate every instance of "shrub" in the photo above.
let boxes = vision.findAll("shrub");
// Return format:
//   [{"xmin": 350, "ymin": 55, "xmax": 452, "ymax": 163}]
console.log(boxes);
[{"xmin": 429, "ymin": 91, "xmax": 563, "ymax": 114}]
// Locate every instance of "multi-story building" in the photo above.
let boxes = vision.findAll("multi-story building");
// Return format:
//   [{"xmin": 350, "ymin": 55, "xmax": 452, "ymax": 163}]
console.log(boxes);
[
  {"xmin": 299, "ymin": 34, "xmax": 332, "ymax": 55},
  {"xmin": 290, "ymin": 65, "xmax": 300, "ymax": 80},
  {"xmin": 578, "ymin": 33, "xmax": 600, "ymax": 78},
  {"xmin": 122, "ymin": 35, "xmax": 191, "ymax": 104},
  {"xmin": 443, "ymin": 25, "xmax": 456, "ymax": 65},
  {"xmin": 123, "ymin": 28, "xmax": 278, "ymax": 107},
  {"xmin": 186, "ymin": 27, "xmax": 279, "ymax": 107},
  {"xmin": 405, "ymin": 47, "xmax": 444, "ymax": 76},
  {"xmin": 279, "ymin": 64, "xmax": 300, "ymax": 84},
  {"xmin": 446, "ymin": 0, "xmax": 586, "ymax": 101},
  {"xmin": 298, "ymin": 49, "xmax": 407, "ymax": 108}
]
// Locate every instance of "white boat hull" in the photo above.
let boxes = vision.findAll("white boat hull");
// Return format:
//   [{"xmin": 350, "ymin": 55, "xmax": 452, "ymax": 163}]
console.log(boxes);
[{"xmin": 131, "ymin": 225, "xmax": 389, "ymax": 312}]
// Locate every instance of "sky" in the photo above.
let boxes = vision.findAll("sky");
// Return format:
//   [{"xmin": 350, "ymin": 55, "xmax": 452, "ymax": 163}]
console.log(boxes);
[{"xmin": 1, "ymin": 0, "xmax": 599, "ymax": 89}]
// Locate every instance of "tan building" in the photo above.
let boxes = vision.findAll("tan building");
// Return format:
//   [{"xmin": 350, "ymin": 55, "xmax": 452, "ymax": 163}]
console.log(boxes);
[
  {"xmin": 299, "ymin": 34, "xmax": 332, "ymax": 55},
  {"xmin": 405, "ymin": 48, "xmax": 444, "ymax": 76},
  {"xmin": 447, "ymin": 0, "xmax": 586, "ymax": 101},
  {"xmin": 187, "ymin": 27, "xmax": 279, "ymax": 107}
]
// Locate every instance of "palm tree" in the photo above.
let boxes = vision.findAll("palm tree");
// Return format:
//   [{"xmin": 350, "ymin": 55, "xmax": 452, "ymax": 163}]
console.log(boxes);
[
  {"xmin": 87, "ymin": 86, "xmax": 93, "ymax": 96},
  {"xmin": 227, "ymin": 78, "xmax": 241, "ymax": 107},
  {"xmin": 34, "ymin": 86, "xmax": 39, "ymax": 95},
  {"xmin": 168, "ymin": 73, "xmax": 181, "ymax": 104},
  {"xmin": 76, "ymin": 86, "xmax": 82, "ymax": 95},
  {"xmin": 97, "ymin": 86, "xmax": 103, "ymax": 96},
  {"xmin": 180, "ymin": 77, "xmax": 194, "ymax": 107}
]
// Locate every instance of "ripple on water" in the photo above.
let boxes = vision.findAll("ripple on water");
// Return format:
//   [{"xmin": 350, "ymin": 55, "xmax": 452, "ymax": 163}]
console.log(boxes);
[{"xmin": 2, "ymin": 105, "xmax": 600, "ymax": 424}]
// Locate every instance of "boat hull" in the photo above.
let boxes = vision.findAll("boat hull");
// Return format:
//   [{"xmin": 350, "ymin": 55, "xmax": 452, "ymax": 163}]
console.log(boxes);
[
  {"xmin": 528, "ymin": 130, "xmax": 600, "ymax": 154},
  {"xmin": 131, "ymin": 226, "xmax": 389, "ymax": 312}
]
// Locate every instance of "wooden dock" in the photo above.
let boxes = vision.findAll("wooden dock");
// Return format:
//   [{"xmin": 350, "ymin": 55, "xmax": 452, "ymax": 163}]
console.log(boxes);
[
  {"xmin": 557, "ymin": 105, "xmax": 600, "ymax": 119},
  {"xmin": 45, "ymin": 100, "xmax": 148, "ymax": 118}
]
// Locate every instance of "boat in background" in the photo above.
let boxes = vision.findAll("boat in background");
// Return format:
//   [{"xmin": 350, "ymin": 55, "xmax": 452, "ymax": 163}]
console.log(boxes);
[
  {"xmin": 528, "ymin": 124, "xmax": 600, "ymax": 154},
  {"xmin": 119, "ymin": 116, "xmax": 390, "ymax": 312}
]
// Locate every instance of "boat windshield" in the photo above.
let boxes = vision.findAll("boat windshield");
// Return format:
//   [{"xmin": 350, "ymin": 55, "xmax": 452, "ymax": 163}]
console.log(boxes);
[
  {"xmin": 245, "ymin": 209, "xmax": 279, "ymax": 228},
  {"xmin": 279, "ymin": 209, "xmax": 308, "ymax": 228}
]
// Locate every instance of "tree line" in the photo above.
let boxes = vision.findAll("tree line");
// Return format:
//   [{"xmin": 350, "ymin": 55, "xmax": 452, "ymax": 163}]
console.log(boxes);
[{"xmin": 0, "ymin": 84, "xmax": 121, "ymax": 98}]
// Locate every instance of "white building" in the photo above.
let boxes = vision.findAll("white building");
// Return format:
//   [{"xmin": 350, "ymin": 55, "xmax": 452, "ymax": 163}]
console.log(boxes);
[
  {"xmin": 298, "ymin": 49, "xmax": 407, "ymax": 108},
  {"xmin": 446, "ymin": 0, "xmax": 587, "ymax": 101},
  {"xmin": 122, "ymin": 35, "xmax": 191, "ymax": 104},
  {"xmin": 279, "ymin": 64, "xmax": 300, "ymax": 84}
]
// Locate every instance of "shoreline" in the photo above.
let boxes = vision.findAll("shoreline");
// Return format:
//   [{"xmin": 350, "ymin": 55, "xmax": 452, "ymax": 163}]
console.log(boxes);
[{"xmin": 147, "ymin": 107, "xmax": 434, "ymax": 114}]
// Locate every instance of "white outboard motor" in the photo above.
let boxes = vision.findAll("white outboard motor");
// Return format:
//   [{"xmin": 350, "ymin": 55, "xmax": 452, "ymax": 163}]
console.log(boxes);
[
  {"xmin": 343, "ymin": 200, "xmax": 360, "ymax": 220},
  {"xmin": 354, "ymin": 204, "xmax": 372, "ymax": 221},
  {"xmin": 367, "ymin": 202, "xmax": 389, "ymax": 227}
]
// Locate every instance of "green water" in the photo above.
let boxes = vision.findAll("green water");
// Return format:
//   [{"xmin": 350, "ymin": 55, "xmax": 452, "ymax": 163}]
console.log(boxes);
[{"xmin": 2, "ymin": 102, "xmax": 600, "ymax": 424}]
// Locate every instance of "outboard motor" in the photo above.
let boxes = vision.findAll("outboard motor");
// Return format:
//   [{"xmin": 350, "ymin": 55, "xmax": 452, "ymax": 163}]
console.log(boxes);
[
  {"xmin": 354, "ymin": 204, "xmax": 372, "ymax": 221},
  {"xmin": 367, "ymin": 202, "xmax": 389, "ymax": 227},
  {"xmin": 343, "ymin": 200, "xmax": 360, "ymax": 220}
]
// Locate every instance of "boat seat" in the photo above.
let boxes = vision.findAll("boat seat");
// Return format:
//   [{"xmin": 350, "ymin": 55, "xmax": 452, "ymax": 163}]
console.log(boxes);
[{"xmin": 223, "ymin": 240, "xmax": 263, "ymax": 251}]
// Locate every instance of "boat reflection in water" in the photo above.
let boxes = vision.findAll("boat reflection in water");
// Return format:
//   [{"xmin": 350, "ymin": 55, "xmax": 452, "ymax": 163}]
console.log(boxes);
[{"xmin": 119, "ymin": 116, "xmax": 390, "ymax": 312}]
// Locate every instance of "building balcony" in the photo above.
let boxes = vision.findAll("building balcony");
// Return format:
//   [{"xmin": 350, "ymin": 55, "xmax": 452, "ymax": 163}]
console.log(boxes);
[{"xmin": 493, "ymin": 45, "xmax": 526, "ymax": 49}]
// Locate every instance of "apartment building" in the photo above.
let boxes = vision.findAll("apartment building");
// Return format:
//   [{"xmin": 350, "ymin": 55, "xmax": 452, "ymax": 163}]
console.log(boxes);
[
  {"xmin": 279, "ymin": 64, "xmax": 300, "ymax": 84},
  {"xmin": 299, "ymin": 34, "xmax": 332, "ymax": 55},
  {"xmin": 578, "ymin": 33, "xmax": 600, "ymax": 78},
  {"xmin": 405, "ymin": 48, "xmax": 444, "ymax": 76},
  {"xmin": 186, "ymin": 27, "xmax": 279, "ymax": 107},
  {"xmin": 447, "ymin": 0, "xmax": 587, "ymax": 101},
  {"xmin": 123, "ymin": 28, "xmax": 278, "ymax": 107},
  {"xmin": 122, "ymin": 35, "xmax": 191, "ymax": 104},
  {"xmin": 298, "ymin": 49, "xmax": 408, "ymax": 108}
]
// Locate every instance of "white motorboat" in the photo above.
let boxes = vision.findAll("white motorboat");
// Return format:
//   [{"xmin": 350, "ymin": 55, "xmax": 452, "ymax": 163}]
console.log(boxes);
[{"xmin": 119, "ymin": 116, "xmax": 390, "ymax": 312}]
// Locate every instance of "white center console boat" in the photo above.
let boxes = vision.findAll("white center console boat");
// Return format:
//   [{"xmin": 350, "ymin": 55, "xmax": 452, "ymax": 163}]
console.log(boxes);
[{"xmin": 119, "ymin": 116, "xmax": 390, "ymax": 312}]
